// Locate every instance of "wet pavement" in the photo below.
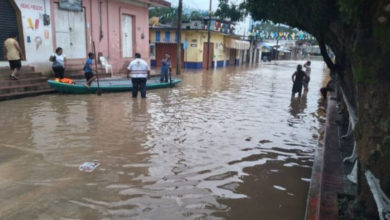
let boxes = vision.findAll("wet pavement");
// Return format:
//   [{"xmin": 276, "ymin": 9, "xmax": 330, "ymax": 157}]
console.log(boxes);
[{"xmin": 0, "ymin": 61, "xmax": 327, "ymax": 219}]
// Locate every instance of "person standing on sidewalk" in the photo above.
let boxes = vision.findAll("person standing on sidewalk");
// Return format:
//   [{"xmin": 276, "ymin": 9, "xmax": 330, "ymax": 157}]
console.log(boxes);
[
  {"xmin": 127, "ymin": 53, "xmax": 150, "ymax": 98},
  {"xmin": 3, "ymin": 33, "xmax": 24, "ymax": 80}
]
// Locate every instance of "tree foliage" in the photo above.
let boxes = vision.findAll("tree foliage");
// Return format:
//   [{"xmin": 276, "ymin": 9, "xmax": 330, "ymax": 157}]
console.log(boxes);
[
  {"xmin": 242, "ymin": 0, "xmax": 340, "ymax": 47},
  {"xmin": 243, "ymin": 0, "xmax": 390, "ymax": 218},
  {"xmin": 149, "ymin": 7, "xmax": 208, "ymax": 24},
  {"xmin": 149, "ymin": 7, "xmax": 177, "ymax": 24},
  {"xmin": 214, "ymin": 0, "xmax": 246, "ymax": 23}
]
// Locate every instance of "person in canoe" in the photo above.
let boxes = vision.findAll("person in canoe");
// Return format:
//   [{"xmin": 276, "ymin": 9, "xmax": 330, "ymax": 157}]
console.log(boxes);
[
  {"xmin": 49, "ymin": 47, "xmax": 66, "ymax": 79},
  {"xmin": 160, "ymin": 54, "xmax": 171, "ymax": 83},
  {"xmin": 83, "ymin": 52, "xmax": 96, "ymax": 87},
  {"xmin": 127, "ymin": 53, "xmax": 150, "ymax": 98},
  {"xmin": 291, "ymin": 64, "xmax": 306, "ymax": 97}
]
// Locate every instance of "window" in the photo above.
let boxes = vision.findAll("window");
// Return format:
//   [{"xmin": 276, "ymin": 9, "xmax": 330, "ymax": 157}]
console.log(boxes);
[
  {"xmin": 150, "ymin": 43, "xmax": 155, "ymax": 57},
  {"xmin": 165, "ymin": 31, "xmax": 170, "ymax": 42},
  {"xmin": 156, "ymin": 31, "xmax": 160, "ymax": 42}
]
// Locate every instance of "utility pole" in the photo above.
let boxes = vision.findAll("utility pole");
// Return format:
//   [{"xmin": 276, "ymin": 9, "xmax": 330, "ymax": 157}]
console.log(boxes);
[
  {"xmin": 206, "ymin": 0, "xmax": 212, "ymax": 70},
  {"xmin": 176, "ymin": 0, "xmax": 182, "ymax": 75}
]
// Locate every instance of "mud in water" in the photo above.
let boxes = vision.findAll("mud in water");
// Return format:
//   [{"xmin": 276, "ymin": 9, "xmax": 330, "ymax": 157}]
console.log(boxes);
[{"xmin": 0, "ymin": 60, "xmax": 327, "ymax": 220}]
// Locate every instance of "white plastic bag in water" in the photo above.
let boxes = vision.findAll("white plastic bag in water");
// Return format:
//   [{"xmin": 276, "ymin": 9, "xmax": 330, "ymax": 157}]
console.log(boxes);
[{"xmin": 79, "ymin": 162, "xmax": 100, "ymax": 172}]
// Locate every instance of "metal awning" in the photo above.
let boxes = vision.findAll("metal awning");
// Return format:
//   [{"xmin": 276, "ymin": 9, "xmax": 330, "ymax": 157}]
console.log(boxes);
[
  {"xmin": 130, "ymin": 0, "xmax": 171, "ymax": 8},
  {"xmin": 260, "ymin": 42, "xmax": 274, "ymax": 49},
  {"xmin": 224, "ymin": 38, "xmax": 250, "ymax": 50}
]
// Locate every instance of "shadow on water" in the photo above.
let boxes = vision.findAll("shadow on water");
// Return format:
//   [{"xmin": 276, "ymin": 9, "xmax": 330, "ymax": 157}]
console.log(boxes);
[{"xmin": 0, "ymin": 60, "xmax": 327, "ymax": 219}]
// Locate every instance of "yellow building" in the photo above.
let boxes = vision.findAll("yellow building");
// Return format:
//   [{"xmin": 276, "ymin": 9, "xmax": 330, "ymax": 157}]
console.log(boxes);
[{"xmin": 150, "ymin": 27, "xmax": 250, "ymax": 69}]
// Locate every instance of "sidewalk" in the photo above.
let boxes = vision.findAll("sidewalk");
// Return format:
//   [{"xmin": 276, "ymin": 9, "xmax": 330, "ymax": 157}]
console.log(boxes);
[{"xmin": 305, "ymin": 94, "xmax": 356, "ymax": 219}]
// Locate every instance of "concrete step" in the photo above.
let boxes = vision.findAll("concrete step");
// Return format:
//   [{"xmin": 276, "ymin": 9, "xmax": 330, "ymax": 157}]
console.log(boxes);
[
  {"xmin": 0, "ymin": 72, "xmax": 42, "ymax": 80},
  {"xmin": 64, "ymin": 70, "xmax": 83, "ymax": 77},
  {"xmin": 0, "ymin": 88, "xmax": 55, "ymax": 102},
  {"xmin": 0, "ymin": 82, "xmax": 51, "ymax": 95},
  {"xmin": 0, "ymin": 77, "xmax": 48, "ymax": 87},
  {"xmin": 66, "ymin": 59, "xmax": 84, "ymax": 65},
  {"xmin": 0, "ymin": 66, "xmax": 34, "ymax": 74},
  {"xmin": 66, "ymin": 66, "xmax": 84, "ymax": 72}
]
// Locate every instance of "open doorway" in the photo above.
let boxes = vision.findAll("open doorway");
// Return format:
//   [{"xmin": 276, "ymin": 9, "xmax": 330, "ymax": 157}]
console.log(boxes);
[{"xmin": 0, "ymin": 0, "xmax": 25, "ymax": 60}]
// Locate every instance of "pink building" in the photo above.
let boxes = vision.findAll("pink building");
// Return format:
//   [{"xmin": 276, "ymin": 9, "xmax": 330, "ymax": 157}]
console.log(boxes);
[{"xmin": 0, "ymin": 0, "xmax": 170, "ymax": 74}]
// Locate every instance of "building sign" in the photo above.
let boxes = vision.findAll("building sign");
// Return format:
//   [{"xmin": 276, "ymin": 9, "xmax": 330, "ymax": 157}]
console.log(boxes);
[
  {"xmin": 59, "ymin": 0, "xmax": 83, "ymax": 12},
  {"xmin": 20, "ymin": 3, "xmax": 43, "ymax": 11}
]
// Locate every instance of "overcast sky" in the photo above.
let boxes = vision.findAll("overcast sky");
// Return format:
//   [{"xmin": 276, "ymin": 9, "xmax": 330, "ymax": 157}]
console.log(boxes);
[
  {"xmin": 167, "ymin": 0, "xmax": 243, "ymax": 11},
  {"xmin": 167, "ymin": 0, "xmax": 218, "ymax": 11}
]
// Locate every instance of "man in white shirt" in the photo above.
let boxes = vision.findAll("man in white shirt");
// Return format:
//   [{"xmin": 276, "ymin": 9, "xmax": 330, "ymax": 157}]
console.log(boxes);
[{"xmin": 127, "ymin": 53, "xmax": 150, "ymax": 98}]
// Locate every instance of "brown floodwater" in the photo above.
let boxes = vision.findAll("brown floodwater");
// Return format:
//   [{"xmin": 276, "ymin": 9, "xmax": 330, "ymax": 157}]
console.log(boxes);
[{"xmin": 0, "ymin": 60, "xmax": 327, "ymax": 220}]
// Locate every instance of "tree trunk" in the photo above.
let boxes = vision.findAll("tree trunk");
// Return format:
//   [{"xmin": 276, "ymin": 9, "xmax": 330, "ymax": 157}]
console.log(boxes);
[
  {"xmin": 355, "ymin": 81, "xmax": 390, "ymax": 217},
  {"xmin": 337, "ymin": 40, "xmax": 390, "ymax": 217}
]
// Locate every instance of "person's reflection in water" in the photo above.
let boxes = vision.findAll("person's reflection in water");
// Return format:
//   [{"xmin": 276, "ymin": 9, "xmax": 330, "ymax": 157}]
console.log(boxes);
[
  {"xmin": 50, "ymin": 97, "xmax": 72, "ymax": 124},
  {"xmin": 132, "ymin": 98, "xmax": 148, "ymax": 115},
  {"xmin": 158, "ymin": 90, "xmax": 170, "ymax": 110},
  {"xmin": 131, "ymin": 99, "xmax": 150, "ymax": 132},
  {"xmin": 289, "ymin": 90, "xmax": 308, "ymax": 118}
]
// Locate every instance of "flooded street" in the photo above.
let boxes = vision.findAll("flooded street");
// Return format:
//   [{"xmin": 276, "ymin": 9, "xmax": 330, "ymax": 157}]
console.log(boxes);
[{"xmin": 0, "ymin": 61, "xmax": 327, "ymax": 220}]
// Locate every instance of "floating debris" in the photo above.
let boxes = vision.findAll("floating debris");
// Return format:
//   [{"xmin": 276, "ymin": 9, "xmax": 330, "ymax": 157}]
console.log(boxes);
[
  {"xmin": 259, "ymin": 139, "xmax": 272, "ymax": 144},
  {"xmin": 79, "ymin": 162, "xmax": 100, "ymax": 172},
  {"xmin": 273, "ymin": 185, "xmax": 287, "ymax": 191}
]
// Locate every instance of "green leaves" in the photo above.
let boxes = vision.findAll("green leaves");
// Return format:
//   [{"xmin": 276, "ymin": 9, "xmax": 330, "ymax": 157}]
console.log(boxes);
[
  {"xmin": 214, "ymin": 0, "xmax": 247, "ymax": 23},
  {"xmin": 338, "ymin": 0, "xmax": 362, "ymax": 25}
]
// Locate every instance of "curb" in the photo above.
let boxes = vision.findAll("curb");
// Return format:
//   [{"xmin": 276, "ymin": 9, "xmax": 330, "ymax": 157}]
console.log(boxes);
[{"xmin": 305, "ymin": 94, "xmax": 343, "ymax": 219}]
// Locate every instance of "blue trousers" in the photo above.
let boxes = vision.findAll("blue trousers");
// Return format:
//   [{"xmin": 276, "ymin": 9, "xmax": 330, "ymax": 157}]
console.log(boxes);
[
  {"xmin": 131, "ymin": 78, "xmax": 147, "ymax": 98},
  {"xmin": 160, "ymin": 69, "xmax": 168, "ymax": 82}
]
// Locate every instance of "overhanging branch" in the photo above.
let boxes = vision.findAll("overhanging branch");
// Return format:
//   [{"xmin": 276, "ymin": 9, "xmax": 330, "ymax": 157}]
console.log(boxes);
[{"xmin": 319, "ymin": 41, "xmax": 336, "ymax": 71}]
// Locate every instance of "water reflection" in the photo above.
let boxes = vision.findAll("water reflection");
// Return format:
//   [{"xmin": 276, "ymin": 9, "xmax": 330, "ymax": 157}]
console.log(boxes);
[
  {"xmin": 0, "ymin": 61, "xmax": 326, "ymax": 219},
  {"xmin": 289, "ymin": 91, "xmax": 308, "ymax": 118}
]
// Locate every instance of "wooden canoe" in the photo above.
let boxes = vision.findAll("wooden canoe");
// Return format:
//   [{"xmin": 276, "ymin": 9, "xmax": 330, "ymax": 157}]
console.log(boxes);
[{"xmin": 48, "ymin": 77, "xmax": 182, "ymax": 94}]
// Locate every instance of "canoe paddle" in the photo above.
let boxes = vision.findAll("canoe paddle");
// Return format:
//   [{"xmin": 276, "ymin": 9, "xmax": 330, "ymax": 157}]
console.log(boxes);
[
  {"xmin": 169, "ymin": 66, "xmax": 173, "ymax": 87},
  {"xmin": 92, "ymin": 41, "xmax": 102, "ymax": 96}
]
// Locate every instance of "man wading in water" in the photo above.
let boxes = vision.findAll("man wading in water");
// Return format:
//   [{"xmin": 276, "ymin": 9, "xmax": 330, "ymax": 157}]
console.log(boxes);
[
  {"xmin": 127, "ymin": 53, "xmax": 150, "ymax": 98},
  {"xmin": 291, "ymin": 64, "xmax": 306, "ymax": 97}
]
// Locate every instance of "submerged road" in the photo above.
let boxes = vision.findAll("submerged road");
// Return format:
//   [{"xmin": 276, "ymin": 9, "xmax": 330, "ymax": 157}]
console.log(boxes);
[{"xmin": 0, "ymin": 60, "xmax": 327, "ymax": 219}]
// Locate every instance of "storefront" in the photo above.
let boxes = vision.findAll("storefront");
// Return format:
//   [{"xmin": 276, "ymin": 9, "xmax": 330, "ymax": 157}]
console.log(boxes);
[
  {"xmin": 0, "ymin": 0, "xmax": 24, "ymax": 60},
  {"xmin": 0, "ymin": 0, "xmax": 170, "ymax": 74},
  {"xmin": 150, "ymin": 28, "xmax": 249, "ymax": 69}
]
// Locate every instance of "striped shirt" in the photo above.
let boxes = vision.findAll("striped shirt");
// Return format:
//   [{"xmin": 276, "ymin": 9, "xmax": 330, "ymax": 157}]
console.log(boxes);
[{"xmin": 127, "ymin": 58, "xmax": 149, "ymax": 78}]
